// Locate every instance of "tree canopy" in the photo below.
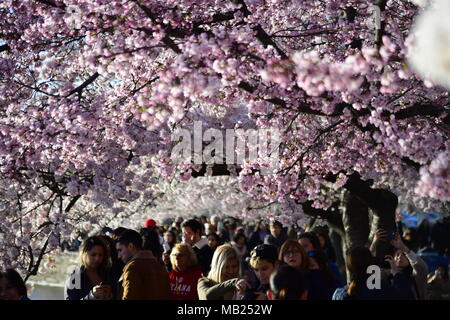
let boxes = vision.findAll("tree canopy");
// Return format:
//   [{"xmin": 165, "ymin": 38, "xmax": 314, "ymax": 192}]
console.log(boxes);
[{"xmin": 0, "ymin": 0, "xmax": 448, "ymax": 277}]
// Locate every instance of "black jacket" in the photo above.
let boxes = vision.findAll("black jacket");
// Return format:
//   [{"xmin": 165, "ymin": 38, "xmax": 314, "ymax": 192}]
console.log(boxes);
[
  {"xmin": 64, "ymin": 266, "xmax": 115, "ymax": 300},
  {"xmin": 193, "ymin": 238, "xmax": 214, "ymax": 275},
  {"xmin": 264, "ymin": 232, "xmax": 288, "ymax": 250}
]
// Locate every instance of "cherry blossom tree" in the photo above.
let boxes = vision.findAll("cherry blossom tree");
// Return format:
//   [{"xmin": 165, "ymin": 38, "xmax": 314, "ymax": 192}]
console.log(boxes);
[{"xmin": 1, "ymin": 0, "xmax": 449, "ymax": 278}]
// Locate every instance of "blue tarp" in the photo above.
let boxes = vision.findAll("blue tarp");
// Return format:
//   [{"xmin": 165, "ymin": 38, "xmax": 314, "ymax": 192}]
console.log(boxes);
[
  {"xmin": 400, "ymin": 211, "xmax": 442, "ymax": 228},
  {"xmin": 417, "ymin": 252, "xmax": 450, "ymax": 274}
]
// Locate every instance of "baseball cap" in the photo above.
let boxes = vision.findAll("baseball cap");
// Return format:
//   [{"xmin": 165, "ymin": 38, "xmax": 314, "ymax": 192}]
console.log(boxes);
[{"xmin": 144, "ymin": 218, "xmax": 157, "ymax": 228}]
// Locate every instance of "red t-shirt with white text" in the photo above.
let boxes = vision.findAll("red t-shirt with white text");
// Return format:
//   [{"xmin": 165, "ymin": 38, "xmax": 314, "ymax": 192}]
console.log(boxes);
[{"xmin": 168, "ymin": 265, "xmax": 203, "ymax": 300}]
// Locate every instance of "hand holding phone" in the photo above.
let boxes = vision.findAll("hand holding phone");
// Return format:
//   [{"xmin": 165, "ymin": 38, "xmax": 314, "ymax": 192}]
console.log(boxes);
[{"xmin": 94, "ymin": 282, "xmax": 112, "ymax": 299}]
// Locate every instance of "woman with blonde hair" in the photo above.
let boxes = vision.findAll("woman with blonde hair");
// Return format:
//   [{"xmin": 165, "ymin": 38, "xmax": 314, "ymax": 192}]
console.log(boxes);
[
  {"xmin": 197, "ymin": 244, "xmax": 250, "ymax": 300},
  {"xmin": 65, "ymin": 235, "xmax": 114, "ymax": 300},
  {"xmin": 168, "ymin": 243, "xmax": 203, "ymax": 300}
]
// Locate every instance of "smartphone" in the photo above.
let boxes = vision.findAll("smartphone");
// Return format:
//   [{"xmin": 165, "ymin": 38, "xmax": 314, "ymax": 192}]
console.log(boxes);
[{"xmin": 385, "ymin": 231, "xmax": 396, "ymax": 241}]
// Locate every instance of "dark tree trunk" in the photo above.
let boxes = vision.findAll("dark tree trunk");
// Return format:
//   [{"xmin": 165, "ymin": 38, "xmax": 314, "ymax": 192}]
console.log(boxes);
[
  {"xmin": 330, "ymin": 229, "xmax": 347, "ymax": 283},
  {"xmin": 340, "ymin": 189, "xmax": 370, "ymax": 248}
]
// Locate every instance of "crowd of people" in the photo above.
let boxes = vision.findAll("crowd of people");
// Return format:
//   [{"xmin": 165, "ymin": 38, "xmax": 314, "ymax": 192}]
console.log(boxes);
[{"xmin": 1, "ymin": 214, "xmax": 449, "ymax": 300}]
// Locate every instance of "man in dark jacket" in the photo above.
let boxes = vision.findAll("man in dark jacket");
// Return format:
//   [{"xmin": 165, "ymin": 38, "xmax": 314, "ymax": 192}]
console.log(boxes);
[
  {"xmin": 182, "ymin": 219, "xmax": 214, "ymax": 275},
  {"xmin": 248, "ymin": 222, "xmax": 269, "ymax": 251},
  {"xmin": 116, "ymin": 229, "xmax": 171, "ymax": 300},
  {"xmin": 264, "ymin": 220, "xmax": 288, "ymax": 251}
]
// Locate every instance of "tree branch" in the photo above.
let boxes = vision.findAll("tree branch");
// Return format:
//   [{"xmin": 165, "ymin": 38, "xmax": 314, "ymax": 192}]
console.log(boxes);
[
  {"xmin": 65, "ymin": 195, "xmax": 81, "ymax": 213},
  {"xmin": 35, "ymin": 0, "xmax": 65, "ymax": 8},
  {"xmin": 24, "ymin": 236, "xmax": 50, "ymax": 282},
  {"xmin": 132, "ymin": 1, "xmax": 183, "ymax": 53},
  {"xmin": 0, "ymin": 44, "xmax": 10, "ymax": 53},
  {"xmin": 393, "ymin": 104, "xmax": 449, "ymax": 121},
  {"xmin": 66, "ymin": 72, "xmax": 99, "ymax": 97}
]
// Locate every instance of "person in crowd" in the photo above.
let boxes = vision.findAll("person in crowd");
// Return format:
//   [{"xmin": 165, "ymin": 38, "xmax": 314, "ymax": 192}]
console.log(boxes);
[
  {"xmin": 182, "ymin": 219, "xmax": 214, "ymax": 275},
  {"xmin": 169, "ymin": 226, "xmax": 181, "ymax": 241},
  {"xmin": 248, "ymin": 221, "xmax": 269, "ymax": 251},
  {"xmin": 140, "ymin": 226, "xmax": 164, "ymax": 265},
  {"xmin": 430, "ymin": 216, "xmax": 450, "ymax": 256},
  {"xmin": 279, "ymin": 239, "xmax": 310, "ymax": 273},
  {"xmin": 280, "ymin": 238, "xmax": 335, "ymax": 300},
  {"xmin": 308, "ymin": 249, "xmax": 340, "ymax": 298},
  {"xmin": 144, "ymin": 218, "xmax": 165, "ymax": 246},
  {"xmin": 264, "ymin": 220, "xmax": 288, "ymax": 250},
  {"xmin": 110, "ymin": 228, "xmax": 129, "ymax": 280},
  {"xmin": 174, "ymin": 216, "xmax": 184, "ymax": 228},
  {"xmin": 286, "ymin": 224, "xmax": 302, "ymax": 239},
  {"xmin": 65, "ymin": 236, "xmax": 114, "ymax": 300},
  {"xmin": 0, "ymin": 269, "xmax": 30, "ymax": 300},
  {"xmin": 228, "ymin": 218, "xmax": 238, "ymax": 240},
  {"xmin": 163, "ymin": 230, "xmax": 177, "ymax": 251},
  {"xmin": 210, "ymin": 215, "xmax": 220, "ymax": 233},
  {"xmin": 267, "ymin": 265, "xmax": 308, "ymax": 300},
  {"xmin": 200, "ymin": 215, "xmax": 208, "ymax": 227},
  {"xmin": 197, "ymin": 244, "xmax": 249, "ymax": 300},
  {"xmin": 231, "ymin": 232, "xmax": 248, "ymax": 263},
  {"xmin": 333, "ymin": 246, "xmax": 410, "ymax": 300},
  {"xmin": 298, "ymin": 232, "xmax": 321, "ymax": 254},
  {"xmin": 389, "ymin": 232, "xmax": 429, "ymax": 300},
  {"xmin": 402, "ymin": 227, "xmax": 419, "ymax": 253},
  {"xmin": 116, "ymin": 229, "xmax": 171, "ymax": 299},
  {"xmin": 312, "ymin": 226, "xmax": 337, "ymax": 263},
  {"xmin": 427, "ymin": 263, "xmax": 450, "ymax": 300},
  {"xmin": 217, "ymin": 219, "xmax": 232, "ymax": 242},
  {"xmin": 98, "ymin": 234, "xmax": 124, "ymax": 288},
  {"xmin": 204, "ymin": 223, "xmax": 212, "ymax": 235},
  {"xmin": 162, "ymin": 230, "xmax": 178, "ymax": 272},
  {"xmin": 207, "ymin": 232, "xmax": 222, "ymax": 252},
  {"xmin": 245, "ymin": 244, "xmax": 280, "ymax": 300},
  {"xmin": 416, "ymin": 219, "xmax": 431, "ymax": 250},
  {"xmin": 299, "ymin": 231, "xmax": 344, "ymax": 287},
  {"xmin": 164, "ymin": 226, "xmax": 180, "ymax": 243},
  {"xmin": 168, "ymin": 243, "xmax": 203, "ymax": 300}
]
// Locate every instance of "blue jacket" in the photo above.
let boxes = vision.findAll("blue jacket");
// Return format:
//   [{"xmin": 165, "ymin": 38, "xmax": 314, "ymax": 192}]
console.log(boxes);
[{"xmin": 327, "ymin": 261, "xmax": 345, "ymax": 288}]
